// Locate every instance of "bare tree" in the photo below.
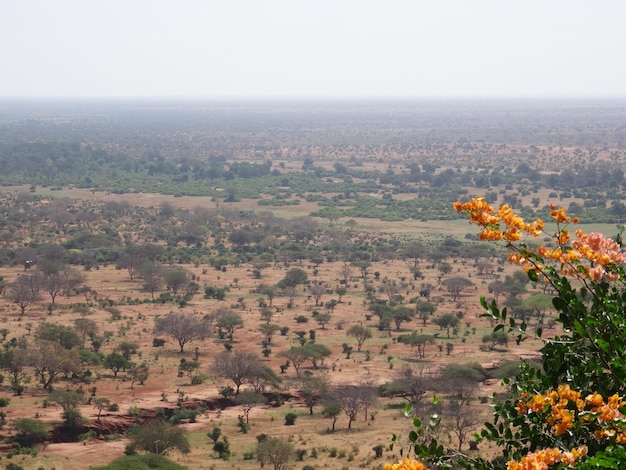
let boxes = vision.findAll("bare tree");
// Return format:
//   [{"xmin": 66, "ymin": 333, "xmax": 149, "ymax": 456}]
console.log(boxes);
[
  {"xmin": 339, "ymin": 264, "xmax": 353, "ymax": 283},
  {"xmin": 140, "ymin": 261, "xmax": 162, "ymax": 299},
  {"xmin": 117, "ymin": 244, "xmax": 145, "ymax": 281},
  {"xmin": 236, "ymin": 390, "xmax": 265, "ymax": 423},
  {"xmin": 256, "ymin": 437, "xmax": 294, "ymax": 470},
  {"xmin": 5, "ymin": 275, "xmax": 41, "ymax": 316},
  {"xmin": 211, "ymin": 350, "xmax": 263, "ymax": 395},
  {"xmin": 334, "ymin": 384, "xmax": 376, "ymax": 429},
  {"xmin": 163, "ymin": 267, "xmax": 189, "ymax": 295},
  {"xmin": 439, "ymin": 377, "xmax": 481, "ymax": 451},
  {"xmin": 300, "ymin": 372, "xmax": 330, "ymax": 415},
  {"xmin": 154, "ymin": 312, "xmax": 211, "ymax": 353},
  {"xmin": 309, "ymin": 283, "xmax": 326, "ymax": 306}
]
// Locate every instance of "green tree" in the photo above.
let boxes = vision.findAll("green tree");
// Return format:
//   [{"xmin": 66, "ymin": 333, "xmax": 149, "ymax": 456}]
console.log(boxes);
[
  {"xmin": 11, "ymin": 418, "xmax": 48, "ymax": 447},
  {"xmin": 432, "ymin": 313, "xmax": 460, "ymax": 338},
  {"xmin": 258, "ymin": 323, "xmax": 280, "ymax": 344},
  {"xmin": 215, "ymin": 312, "xmax": 244, "ymax": 341},
  {"xmin": 35, "ymin": 322, "xmax": 81, "ymax": 349},
  {"xmin": 127, "ymin": 420, "xmax": 190, "ymax": 456},
  {"xmin": 279, "ymin": 268, "xmax": 308, "ymax": 288},
  {"xmin": 90, "ymin": 454, "xmax": 188, "ymax": 470},
  {"xmin": 347, "ymin": 324, "xmax": 372, "ymax": 351},
  {"xmin": 442, "ymin": 277, "xmax": 474, "ymax": 301},
  {"xmin": 104, "ymin": 352, "xmax": 132, "ymax": 378},
  {"xmin": 322, "ymin": 402, "xmax": 341, "ymax": 432}
]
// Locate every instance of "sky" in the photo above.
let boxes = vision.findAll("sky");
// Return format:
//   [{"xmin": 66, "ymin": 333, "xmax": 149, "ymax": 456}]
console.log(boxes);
[{"xmin": 1, "ymin": 0, "xmax": 625, "ymax": 99}]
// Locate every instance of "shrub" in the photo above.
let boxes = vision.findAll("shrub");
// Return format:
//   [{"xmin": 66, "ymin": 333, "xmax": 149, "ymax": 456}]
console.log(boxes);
[
  {"xmin": 107, "ymin": 403, "xmax": 119, "ymax": 412},
  {"xmin": 284, "ymin": 412, "xmax": 298, "ymax": 425},
  {"xmin": 11, "ymin": 418, "xmax": 48, "ymax": 447}
]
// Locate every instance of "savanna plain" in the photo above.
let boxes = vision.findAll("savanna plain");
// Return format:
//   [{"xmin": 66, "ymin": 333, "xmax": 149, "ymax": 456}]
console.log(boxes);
[{"xmin": 0, "ymin": 99, "xmax": 624, "ymax": 469}]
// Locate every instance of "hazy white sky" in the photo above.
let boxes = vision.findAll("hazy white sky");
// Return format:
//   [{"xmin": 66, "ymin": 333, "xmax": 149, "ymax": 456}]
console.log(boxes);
[{"xmin": 1, "ymin": 0, "xmax": 625, "ymax": 98}]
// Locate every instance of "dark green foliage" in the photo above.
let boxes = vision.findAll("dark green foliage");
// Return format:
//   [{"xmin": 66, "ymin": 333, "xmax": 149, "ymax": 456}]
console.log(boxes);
[
  {"xmin": 90, "ymin": 453, "xmax": 189, "ymax": 469},
  {"xmin": 11, "ymin": 418, "xmax": 48, "ymax": 447},
  {"xmin": 127, "ymin": 420, "xmax": 190, "ymax": 455},
  {"xmin": 285, "ymin": 412, "xmax": 298, "ymax": 425}
]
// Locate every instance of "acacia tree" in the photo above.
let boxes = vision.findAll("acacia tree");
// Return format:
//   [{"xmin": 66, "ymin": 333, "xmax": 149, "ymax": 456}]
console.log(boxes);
[
  {"xmin": 278, "ymin": 268, "xmax": 308, "ymax": 309},
  {"xmin": 309, "ymin": 283, "xmax": 326, "ymax": 306},
  {"xmin": 211, "ymin": 350, "xmax": 263, "ymax": 395},
  {"xmin": 258, "ymin": 323, "xmax": 280, "ymax": 344},
  {"xmin": 128, "ymin": 420, "xmax": 190, "ymax": 456},
  {"xmin": 300, "ymin": 373, "xmax": 330, "ymax": 415},
  {"xmin": 380, "ymin": 366, "xmax": 432, "ymax": 413},
  {"xmin": 104, "ymin": 352, "xmax": 131, "ymax": 378},
  {"xmin": 215, "ymin": 312, "xmax": 244, "ymax": 341},
  {"xmin": 5, "ymin": 274, "xmax": 41, "ymax": 316},
  {"xmin": 433, "ymin": 313, "xmax": 460, "ymax": 338},
  {"xmin": 322, "ymin": 402, "xmax": 341, "ymax": 432},
  {"xmin": 154, "ymin": 312, "xmax": 211, "ymax": 353},
  {"xmin": 236, "ymin": 390, "xmax": 265, "ymax": 423},
  {"xmin": 28, "ymin": 340, "xmax": 79, "ymax": 391},
  {"xmin": 140, "ymin": 261, "xmax": 162, "ymax": 299},
  {"xmin": 442, "ymin": 277, "xmax": 474, "ymax": 301},
  {"xmin": 276, "ymin": 346, "xmax": 311, "ymax": 378},
  {"xmin": 347, "ymin": 324, "xmax": 372, "ymax": 352},
  {"xmin": 162, "ymin": 267, "xmax": 189, "ymax": 295},
  {"xmin": 333, "ymin": 384, "xmax": 376, "ymax": 430},
  {"xmin": 256, "ymin": 437, "xmax": 294, "ymax": 470}
]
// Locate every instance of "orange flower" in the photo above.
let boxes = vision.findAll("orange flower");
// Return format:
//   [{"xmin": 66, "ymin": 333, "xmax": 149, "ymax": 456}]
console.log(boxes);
[
  {"xmin": 507, "ymin": 446, "xmax": 587, "ymax": 470},
  {"xmin": 384, "ymin": 458, "xmax": 425, "ymax": 470}
]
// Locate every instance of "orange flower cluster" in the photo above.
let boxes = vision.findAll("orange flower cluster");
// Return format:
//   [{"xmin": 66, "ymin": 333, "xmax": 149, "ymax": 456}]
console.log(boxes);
[
  {"xmin": 384, "ymin": 458, "xmax": 426, "ymax": 470},
  {"xmin": 454, "ymin": 198, "xmax": 626, "ymax": 282},
  {"xmin": 506, "ymin": 446, "xmax": 587, "ymax": 470},
  {"xmin": 453, "ymin": 198, "xmax": 545, "ymax": 242},
  {"xmin": 517, "ymin": 386, "xmax": 626, "ymax": 442},
  {"xmin": 517, "ymin": 385, "xmax": 583, "ymax": 436}
]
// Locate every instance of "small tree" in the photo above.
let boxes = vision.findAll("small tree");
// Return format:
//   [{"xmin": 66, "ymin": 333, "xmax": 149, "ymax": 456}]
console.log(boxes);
[
  {"xmin": 12, "ymin": 418, "xmax": 48, "ymax": 447},
  {"xmin": 94, "ymin": 397, "xmax": 111, "ymax": 421},
  {"xmin": 236, "ymin": 390, "xmax": 265, "ymax": 423},
  {"xmin": 432, "ymin": 313, "xmax": 460, "ymax": 338},
  {"xmin": 259, "ymin": 323, "xmax": 280, "ymax": 344},
  {"xmin": 5, "ymin": 274, "xmax": 41, "ymax": 316},
  {"xmin": 104, "ymin": 352, "xmax": 132, "ymax": 378},
  {"xmin": 442, "ymin": 277, "xmax": 474, "ymax": 301},
  {"xmin": 322, "ymin": 402, "xmax": 341, "ymax": 431},
  {"xmin": 347, "ymin": 324, "xmax": 372, "ymax": 352},
  {"xmin": 127, "ymin": 420, "xmax": 190, "ymax": 456},
  {"xmin": 211, "ymin": 350, "xmax": 263, "ymax": 395},
  {"xmin": 216, "ymin": 313, "xmax": 244, "ymax": 341},
  {"xmin": 154, "ymin": 312, "xmax": 211, "ymax": 353},
  {"xmin": 257, "ymin": 437, "xmax": 294, "ymax": 470}
]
